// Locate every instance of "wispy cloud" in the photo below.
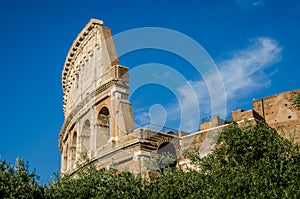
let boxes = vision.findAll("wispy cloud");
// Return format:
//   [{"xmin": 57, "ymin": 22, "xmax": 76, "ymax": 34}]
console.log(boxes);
[
  {"xmin": 219, "ymin": 37, "xmax": 281, "ymax": 100},
  {"xmin": 235, "ymin": 0, "xmax": 265, "ymax": 8},
  {"xmin": 175, "ymin": 37, "xmax": 281, "ymax": 131},
  {"xmin": 133, "ymin": 37, "xmax": 282, "ymax": 132},
  {"xmin": 134, "ymin": 107, "xmax": 150, "ymax": 125},
  {"xmin": 153, "ymin": 71, "xmax": 172, "ymax": 79}
]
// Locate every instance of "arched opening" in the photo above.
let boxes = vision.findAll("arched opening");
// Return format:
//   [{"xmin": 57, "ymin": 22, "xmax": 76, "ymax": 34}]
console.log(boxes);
[
  {"xmin": 62, "ymin": 143, "xmax": 68, "ymax": 172},
  {"xmin": 96, "ymin": 107, "xmax": 110, "ymax": 148},
  {"xmin": 71, "ymin": 132, "xmax": 77, "ymax": 164},
  {"xmin": 157, "ymin": 142, "xmax": 177, "ymax": 169},
  {"xmin": 72, "ymin": 132, "xmax": 77, "ymax": 145},
  {"xmin": 98, "ymin": 107, "xmax": 110, "ymax": 139},
  {"xmin": 81, "ymin": 120, "xmax": 91, "ymax": 153}
]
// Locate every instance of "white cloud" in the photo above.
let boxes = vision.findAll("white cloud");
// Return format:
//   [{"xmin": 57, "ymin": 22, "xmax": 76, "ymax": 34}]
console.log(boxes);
[
  {"xmin": 134, "ymin": 107, "xmax": 150, "ymax": 125},
  {"xmin": 219, "ymin": 37, "xmax": 281, "ymax": 99},
  {"xmin": 133, "ymin": 37, "xmax": 282, "ymax": 132},
  {"xmin": 153, "ymin": 71, "xmax": 172, "ymax": 79},
  {"xmin": 175, "ymin": 37, "xmax": 281, "ymax": 131},
  {"xmin": 235, "ymin": 0, "xmax": 265, "ymax": 8}
]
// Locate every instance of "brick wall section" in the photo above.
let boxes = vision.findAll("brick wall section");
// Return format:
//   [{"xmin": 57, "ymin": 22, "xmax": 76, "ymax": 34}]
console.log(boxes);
[
  {"xmin": 253, "ymin": 90, "xmax": 300, "ymax": 143},
  {"xmin": 232, "ymin": 109, "xmax": 255, "ymax": 121},
  {"xmin": 231, "ymin": 109, "xmax": 264, "ymax": 122},
  {"xmin": 200, "ymin": 116, "xmax": 225, "ymax": 130}
]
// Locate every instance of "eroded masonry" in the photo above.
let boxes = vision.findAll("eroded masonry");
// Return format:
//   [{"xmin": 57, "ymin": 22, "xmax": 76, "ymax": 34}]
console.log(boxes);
[{"xmin": 59, "ymin": 19, "xmax": 300, "ymax": 175}]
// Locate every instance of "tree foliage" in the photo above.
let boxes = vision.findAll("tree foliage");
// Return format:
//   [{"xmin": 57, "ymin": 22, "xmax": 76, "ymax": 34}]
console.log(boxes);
[
  {"xmin": 143, "ymin": 152, "xmax": 177, "ymax": 171},
  {"xmin": 0, "ymin": 158, "xmax": 43, "ymax": 198},
  {"xmin": 44, "ymin": 168, "xmax": 142, "ymax": 199},
  {"xmin": 292, "ymin": 91, "xmax": 300, "ymax": 110},
  {"xmin": 1, "ymin": 123, "xmax": 300, "ymax": 198},
  {"xmin": 144, "ymin": 123, "xmax": 300, "ymax": 198},
  {"xmin": 189, "ymin": 123, "xmax": 300, "ymax": 198}
]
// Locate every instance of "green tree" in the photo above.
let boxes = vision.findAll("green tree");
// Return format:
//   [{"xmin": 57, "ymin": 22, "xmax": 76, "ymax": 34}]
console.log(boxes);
[
  {"xmin": 44, "ymin": 165, "xmax": 142, "ymax": 199},
  {"xmin": 142, "ymin": 123, "xmax": 300, "ymax": 198},
  {"xmin": 189, "ymin": 123, "xmax": 300, "ymax": 198},
  {"xmin": 143, "ymin": 152, "xmax": 177, "ymax": 171},
  {"xmin": 0, "ymin": 158, "xmax": 43, "ymax": 198},
  {"xmin": 2, "ymin": 123, "xmax": 300, "ymax": 198},
  {"xmin": 292, "ymin": 91, "xmax": 300, "ymax": 110}
]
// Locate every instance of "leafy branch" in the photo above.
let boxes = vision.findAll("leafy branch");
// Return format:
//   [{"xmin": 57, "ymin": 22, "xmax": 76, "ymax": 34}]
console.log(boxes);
[{"xmin": 291, "ymin": 91, "xmax": 300, "ymax": 110}]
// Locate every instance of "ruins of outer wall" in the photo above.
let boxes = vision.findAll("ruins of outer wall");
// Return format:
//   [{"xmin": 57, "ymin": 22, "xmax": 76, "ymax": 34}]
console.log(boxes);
[
  {"xmin": 232, "ymin": 90, "xmax": 300, "ymax": 143},
  {"xmin": 253, "ymin": 90, "xmax": 300, "ymax": 142}
]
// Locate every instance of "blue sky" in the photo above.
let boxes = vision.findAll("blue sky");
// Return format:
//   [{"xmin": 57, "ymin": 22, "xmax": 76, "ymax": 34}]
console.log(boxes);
[{"xmin": 0, "ymin": 0, "xmax": 299, "ymax": 183}]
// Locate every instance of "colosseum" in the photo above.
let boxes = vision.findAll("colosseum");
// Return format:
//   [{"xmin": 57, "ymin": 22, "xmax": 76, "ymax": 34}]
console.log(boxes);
[{"xmin": 58, "ymin": 19, "xmax": 300, "ymax": 175}]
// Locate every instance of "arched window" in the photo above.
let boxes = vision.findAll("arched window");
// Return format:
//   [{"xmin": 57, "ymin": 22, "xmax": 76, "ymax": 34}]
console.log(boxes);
[
  {"xmin": 71, "ymin": 132, "xmax": 77, "ymax": 164},
  {"xmin": 81, "ymin": 120, "xmax": 91, "ymax": 153},
  {"xmin": 72, "ymin": 131, "xmax": 77, "ymax": 145},
  {"xmin": 62, "ymin": 143, "xmax": 68, "ymax": 172},
  {"xmin": 98, "ymin": 107, "xmax": 110, "ymax": 139}
]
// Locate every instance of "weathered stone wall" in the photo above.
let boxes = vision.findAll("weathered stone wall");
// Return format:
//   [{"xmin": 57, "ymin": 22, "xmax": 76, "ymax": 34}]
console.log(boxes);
[
  {"xmin": 253, "ymin": 90, "xmax": 300, "ymax": 143},
  {"xmin": 59, "ymin": 19, "xmax": 135, "ymax": 175},
  {"xmin": 200, "ymin": 116, "xmax": 225, "ymax": 130}
]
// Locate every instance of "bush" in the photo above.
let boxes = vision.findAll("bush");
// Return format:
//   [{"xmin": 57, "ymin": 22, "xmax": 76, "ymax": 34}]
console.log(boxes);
[
  {"xmin": 2, "ymin": 124, "xmax": 300, "ymax": 198},
  {"xmin": 292, "ymin": 91, "xmax": 300, "ymax": 110},
  {"xmin": 193, "ymin": 123, "xmax": 300, "ymax": 198},
  {"xmin": 44, "ymin": 168, "xmax": 142, "ymax": 199},
  {"xmin": 0, "ymin": 158, "xmax": 43, "ymax": 198}
]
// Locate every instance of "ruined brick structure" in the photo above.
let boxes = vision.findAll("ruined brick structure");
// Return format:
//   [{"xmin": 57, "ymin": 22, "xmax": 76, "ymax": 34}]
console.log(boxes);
[
  {"xmin": 232, "ymin": 90, "xmax": 300, "ymax": 143},
  {"xmin": 253, "ymin": 91, "xmax": 299, "ymax": 142},
  {"xmin": 59, "ymin": 19, "xmax": 300, "ymax": 175}
]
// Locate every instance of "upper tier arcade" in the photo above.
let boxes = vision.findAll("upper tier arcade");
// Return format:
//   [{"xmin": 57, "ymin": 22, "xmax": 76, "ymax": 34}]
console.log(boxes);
[{"xmin": 61, "ymin": 19, "xmax": 120, "ymax": 116}]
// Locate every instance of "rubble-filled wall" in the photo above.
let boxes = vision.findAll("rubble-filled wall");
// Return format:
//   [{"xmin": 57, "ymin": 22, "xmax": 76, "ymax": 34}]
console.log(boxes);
[{"xmin": 253, "ymin": 90, "xmax": 300, "ymax": 143}]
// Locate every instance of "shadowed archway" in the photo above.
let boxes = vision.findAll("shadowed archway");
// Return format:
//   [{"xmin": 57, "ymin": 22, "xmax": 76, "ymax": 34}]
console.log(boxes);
[{"xmin": 157, "ymin": 142, "xmax": 177, "ymax": 168}]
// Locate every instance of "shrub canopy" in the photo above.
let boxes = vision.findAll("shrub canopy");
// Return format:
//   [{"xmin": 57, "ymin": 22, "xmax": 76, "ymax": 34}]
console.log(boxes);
[{"xmin": 1, "ymin": 123, "xmax": 299, "ymax": 198}]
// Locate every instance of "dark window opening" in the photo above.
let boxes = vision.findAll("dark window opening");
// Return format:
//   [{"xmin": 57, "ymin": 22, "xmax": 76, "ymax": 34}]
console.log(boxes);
[
  {"xmin": 98, "ymin": 107, "xmax": 110, "ymax": 139},
  {"xmin": 157, "ymin": 142, "xmax": 177, "ymax": 169}
]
